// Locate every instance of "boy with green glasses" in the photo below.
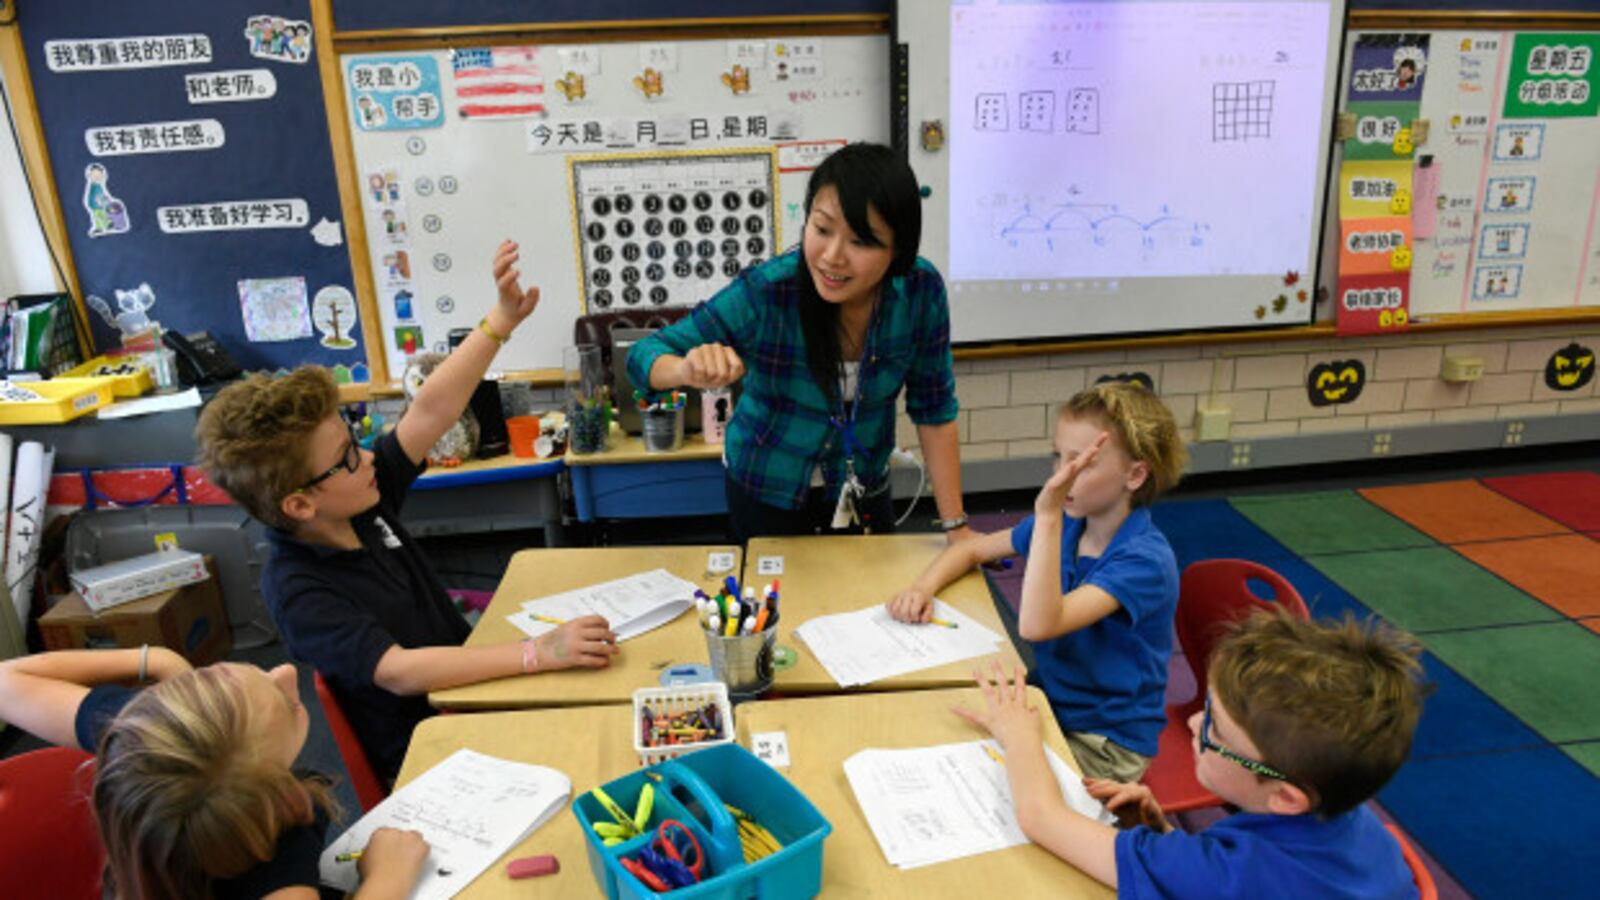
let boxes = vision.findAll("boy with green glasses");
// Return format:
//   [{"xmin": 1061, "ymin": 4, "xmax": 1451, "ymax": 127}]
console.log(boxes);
[{"xmin": 955, "ymin": 610, "xmax": 1429, "ymax": 897}]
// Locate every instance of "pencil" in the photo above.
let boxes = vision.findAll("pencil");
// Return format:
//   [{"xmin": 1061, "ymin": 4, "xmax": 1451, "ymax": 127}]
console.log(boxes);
[
  {"xmin": 532, "ymin": 614, "xmax": 567, "ymax": 626},
  {"xmin": 928, "ymin": 618, "xmax": 959, "ymax": 629},
  {"xmin": 982, "ymin": 744, "xmax": 1005, "ymax": 765},
  {"xmin": 335, "ymin": 850, "xmax": 363, "ymax": 863}
]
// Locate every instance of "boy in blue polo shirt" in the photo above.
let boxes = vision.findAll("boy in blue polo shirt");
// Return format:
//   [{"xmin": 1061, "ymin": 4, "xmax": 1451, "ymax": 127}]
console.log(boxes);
[
  {"xmin": 955, "ymin": 611, "xmax": 1427, "ymax": 898},
  {"xmin": 196, "ymin": 241, "xmax": 618, "ymax": 781},
  {"xmin": 888, "ymin": 382, "xmax": 1186, "ymax": 780}
]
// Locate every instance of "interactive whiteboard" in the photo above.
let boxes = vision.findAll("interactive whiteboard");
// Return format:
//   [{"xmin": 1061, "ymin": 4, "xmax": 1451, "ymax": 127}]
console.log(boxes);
[{"xmin": 901, "ymin": 0, "xmax": 1347, "ymax": 342}]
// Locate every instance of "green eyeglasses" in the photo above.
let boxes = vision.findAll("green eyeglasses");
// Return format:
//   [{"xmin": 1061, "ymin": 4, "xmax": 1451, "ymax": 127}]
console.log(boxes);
[
  {"xmin": 295, "ymin": 422, "xmax": 361, "ymax": 493},
  {"xmin": 1200, "ymin": 695, "xmax": 1294, "ymax": 783}
]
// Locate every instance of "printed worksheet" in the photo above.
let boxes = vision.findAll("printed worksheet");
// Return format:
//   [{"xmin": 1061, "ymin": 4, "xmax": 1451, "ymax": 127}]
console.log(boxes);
[
  {"xmin": 508, "ymin": 567, "xmax": 700, "ymax": 641},
  {"xmin": 319, "ymin": 749, "xmax": 570, "ymax": 898},
  {"xmin": 793, "ymin": 600, "xmax": 1004, "ymax": 686}
]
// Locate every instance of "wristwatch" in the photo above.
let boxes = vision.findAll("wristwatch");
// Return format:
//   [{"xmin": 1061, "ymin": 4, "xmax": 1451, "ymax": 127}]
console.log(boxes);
[{"xmin": 936, "ymin": 513, "xmax": 969, "ymax": 532}]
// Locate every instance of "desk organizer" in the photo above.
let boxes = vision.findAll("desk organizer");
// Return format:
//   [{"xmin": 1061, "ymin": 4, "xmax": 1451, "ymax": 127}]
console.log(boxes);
[
  {"xmin": 61, "ymin": 355, "xmax": 152, "ymax": 398},
  {"xmin": 633, "ymin": 683, "xmax": 734, "ymax": 767},
  {"xmin": 0, "ymin": 377, "xmax": 115, "ymax": 424},
  {"xmin": 640, "ymin": 405, "xmax": 685, "ymax": 453},
  {"xmin": 575, "ymin": 744, "xmax": 831, "ymax": 900}
]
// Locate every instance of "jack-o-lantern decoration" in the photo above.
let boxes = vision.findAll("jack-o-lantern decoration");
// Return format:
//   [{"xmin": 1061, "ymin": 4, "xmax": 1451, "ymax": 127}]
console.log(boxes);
[
  {"xmin": 1544, "ymin": 342, "xmax": 1595, "ymax": 392},
  {"xmin": 1094, "ymin": 371, "xmax": 1156, "ymax": 392},
  {"xmin": 1307, "ymin": 359, "xmax": 1366, "ymax": 407}
]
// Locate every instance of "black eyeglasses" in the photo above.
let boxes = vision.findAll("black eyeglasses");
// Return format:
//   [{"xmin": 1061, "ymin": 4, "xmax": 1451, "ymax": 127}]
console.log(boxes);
[
  {"xmin": 1200, "ymin": 695, "xmax": 1294, "ymax": 783},
  {"xmin": 296, "ymin": 422, "xmax": 361, "ymax": 493}
]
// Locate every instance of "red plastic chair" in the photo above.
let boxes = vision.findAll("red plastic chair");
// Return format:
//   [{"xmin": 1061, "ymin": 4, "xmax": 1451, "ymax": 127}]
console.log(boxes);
[
  {"xmin": 1386, "ymin": 823, "xmax": 1439, "ymax": 900},
  {"xmin": 0, "ymin": 747, "xmax": 104, "ymax": 899},
  {"xmin": 314, "ymin": 672, "xmax": 388, "ymax": 813},
  {"xmin": 1143, "ymin": 559, "xmax": 1310, "ymax": 813}
]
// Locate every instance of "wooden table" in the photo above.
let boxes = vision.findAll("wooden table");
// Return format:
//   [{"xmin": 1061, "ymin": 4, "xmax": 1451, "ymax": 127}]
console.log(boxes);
[
  {"xmin": 736, "ymin": 687, "xmax": 1112, "ymax": 898},
  {"xmin": 565, "ymin": 423, "xmax": 726, "ymax": 522},
  {"xmin": 749, "ymin": 534, "xmax": 1026, "ymax": 694},
  {"xmin": 429, "ymin": 545, "xmax": 740, "ymax": 710},
  {"xmin": 397, "ymin": 705, "xmax": 637, "ymax": 898},
  {"xmin": 393, "ymin": 688, "xmax": 1112, "ymax": 898}
]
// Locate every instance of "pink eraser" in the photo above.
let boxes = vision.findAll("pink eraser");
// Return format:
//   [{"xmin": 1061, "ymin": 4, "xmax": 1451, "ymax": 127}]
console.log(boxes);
[{"xmin": 507, "ymin": 854, "xmax": 559, "ymax": 879}]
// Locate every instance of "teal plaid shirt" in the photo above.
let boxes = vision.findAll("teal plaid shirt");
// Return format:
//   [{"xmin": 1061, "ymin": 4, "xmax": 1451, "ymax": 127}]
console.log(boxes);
[{"xmin": 627, "ymin": 251, "xmax": 959, "ymax": 511}]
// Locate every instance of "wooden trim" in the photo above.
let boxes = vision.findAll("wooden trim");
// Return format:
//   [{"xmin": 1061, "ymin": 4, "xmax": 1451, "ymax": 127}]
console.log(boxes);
[
  {"xmin": 0, "ymin": 14, "xmax": 91, "ymax": 359},
  {"xmin": 952, "ymin": 308, "xmax": 1600, "ymax": 361},
  {"xmin": 336, "ymin": 367, "xmax": 565, "ymax": 403},
  {"xmin": 331, "ymin": 14, "xmax": 888, "ymax": 48},
  {"xmin": 311, "ymin": 0, "xmax": 390, "ymax": 385},
  {"xmin": 1349, "ymin": 12, "xmax": 1600, "ymax": 31}
]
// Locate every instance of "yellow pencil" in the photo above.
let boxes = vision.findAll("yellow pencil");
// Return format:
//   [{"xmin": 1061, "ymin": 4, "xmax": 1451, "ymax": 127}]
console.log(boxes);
[
  {"xmin": 533, "ymin": 614, "xmax": 567, "ymax": 626},
  {"xmin": 982, "ymin": 744, "xmax": 1005, "ymax": 765},
  {"xmin": 929, "ymin": 618, "xmax": 959, "ymax": 629}
]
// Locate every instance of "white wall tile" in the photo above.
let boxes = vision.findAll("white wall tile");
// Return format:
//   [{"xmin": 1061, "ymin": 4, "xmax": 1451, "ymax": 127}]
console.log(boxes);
[
  {"xmin": 1233, "ymin": 353, "xmax": 1308, "ymax": 389},
  {"xmin": 1433, "ymin": 406, "xmax": 1500, "ymax": 424},
  {"xmin": 1010, "ymin": 368, "xmax": 1087, "ymax": 406},
  {"xmin": 1268, "ymin": 386, "xmax": 1337, "ymax": 419},
  {"xmin": 970, "ymin": 405, "xmax": 1048, "ymax": 442},
  {"xmin": 1403, "ymin": 379, "xmax": 1470, "ymax": 410},
  {"xmin": 959, "ymin": 441, "xmax": 1011, "ymax": 462},
  {"xmin": 1375, "ymin": 345, "xmax": 1443, "ymax": 381},
  {"xmin": 1335, "ymin": 379, "xmax": 1405, "ymax": 415},
  {"xmin": 955, "ymin": 372, "xmax": 1010, "ymax": 409},
  {"xmin": 1230, "ymin": 420, "xmax": 1300, "ymax": 439},
  {"xmin": 1212, "ymin": 390, "xmax": 1269, "ymax": 422},
  {"xmin": 1300, "ymin": 415, "xmax": 1369, "ymax": 434},
  {"xmin": 1368, "ymin": 411, "xmax": 1435, "ymax": 429},
  {"xmin": 1468, "ymin": 371, "xmax": 1535, "ymax": 406},
  {"xmin": 1498, "ymin": 401, "xmax": 1561, "ymax": 418}
]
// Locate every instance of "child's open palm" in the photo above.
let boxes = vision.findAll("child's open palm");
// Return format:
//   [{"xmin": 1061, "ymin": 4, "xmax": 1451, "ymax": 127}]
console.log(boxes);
[
  {"xmin": 1034, "ymin": 432, "xmax": 1109, "ymax": 516},
  {"xmin": 492, "ymin": 240, "xmax": 542, "ymax": 324}
]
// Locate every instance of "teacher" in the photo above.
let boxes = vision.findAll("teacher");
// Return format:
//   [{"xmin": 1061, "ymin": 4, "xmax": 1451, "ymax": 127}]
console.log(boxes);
[{"xmin": 628, "ymin": 143, "xmax": 971, "ymax": 544}]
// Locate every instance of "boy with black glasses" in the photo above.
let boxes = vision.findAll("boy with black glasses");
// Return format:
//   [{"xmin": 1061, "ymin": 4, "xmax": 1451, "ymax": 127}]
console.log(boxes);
[
  {"xmin": 955, "ymin": 610, "xmax": 1428, "ymax": 898},
  {"xmin": 196, "ymin": 242, "xmax": 617, "ymax": 782}
]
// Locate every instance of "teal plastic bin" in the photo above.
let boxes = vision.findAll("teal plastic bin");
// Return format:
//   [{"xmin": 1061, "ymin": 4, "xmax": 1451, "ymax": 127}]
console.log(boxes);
[{"xmin": 574, "ymin": 744, "xmax": 831, "ymax": 899}]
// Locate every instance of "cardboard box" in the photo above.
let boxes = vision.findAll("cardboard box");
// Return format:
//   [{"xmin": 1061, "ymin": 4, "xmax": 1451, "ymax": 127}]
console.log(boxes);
[
  {"xmin": 40, "ymin": 559, "xmax": 232, "ymax": 666},
  {"xmin": 69, "ymin": 548, "xmax": 209, "ymax": 612}
]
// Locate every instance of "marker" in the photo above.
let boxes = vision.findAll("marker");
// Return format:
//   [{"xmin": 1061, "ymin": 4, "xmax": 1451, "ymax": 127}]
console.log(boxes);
[
  {"xmin": 928, "ymin": 618, "xmax": 959, "ymax": 629},
  {"xmin": 753, "ymin": 606, "xmax": 770, "ymax": 632},
  {"xmin": 724, "ymin": 575, "xmax": 739, "ymax": 598},
  {"xmin": 532, "ymin": 614, "xmax": 567, "ymax": 626},
  {"xmin": 723, "ymin": 613, "xmax": 738, "ymax": 637},
  {"xmin": 335, "ymin": 850, "xmax": 363, "ymax": 863},
  {"xmin": 741, "ymin": 615, "xmax": 756, "ymax": 634},
  {"xmin": 707, "ymin": 613, "xmax": 722, "ymax": 635}
]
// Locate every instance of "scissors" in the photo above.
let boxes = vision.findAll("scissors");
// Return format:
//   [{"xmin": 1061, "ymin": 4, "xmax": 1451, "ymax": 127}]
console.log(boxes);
[{"xmin": 654, "ymin": 819, "xmax": 704, "ymax": 882}]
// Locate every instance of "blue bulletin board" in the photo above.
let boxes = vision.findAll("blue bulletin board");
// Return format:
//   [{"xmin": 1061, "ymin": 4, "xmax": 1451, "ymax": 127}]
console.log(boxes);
[{"xmin": 18, "ymin": 1, "xmax": 367, "ymax": 380}]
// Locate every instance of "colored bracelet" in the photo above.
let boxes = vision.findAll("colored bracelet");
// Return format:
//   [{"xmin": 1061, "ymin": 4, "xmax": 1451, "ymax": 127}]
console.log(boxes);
[
  {"xmin": 479, "ymin": 316, "xmax": 510, "ymax": 345},
  {"xmin": 521, "ymin": 638, "xmax": 539, "ymax": 674},
  {"xmin": 936, "ymin": 513, "xmax": 969, "ymax": 532}
]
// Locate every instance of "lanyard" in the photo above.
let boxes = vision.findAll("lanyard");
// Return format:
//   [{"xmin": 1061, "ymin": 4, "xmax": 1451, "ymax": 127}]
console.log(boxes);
[{"xmin": 827, "ymin": 303, "xmax": 877, "ymax": 477}]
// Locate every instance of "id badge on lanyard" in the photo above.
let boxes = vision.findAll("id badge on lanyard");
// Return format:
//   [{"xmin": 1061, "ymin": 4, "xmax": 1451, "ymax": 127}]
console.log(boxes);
[{"xmin": 829, "ymin": 362, "xmax": 869, "ymax": 529}]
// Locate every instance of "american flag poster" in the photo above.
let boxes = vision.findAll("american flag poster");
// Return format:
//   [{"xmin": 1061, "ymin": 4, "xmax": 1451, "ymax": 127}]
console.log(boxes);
[{"xmin": 451, "ymin": 46, "xmax": 545, "ymax": 120}]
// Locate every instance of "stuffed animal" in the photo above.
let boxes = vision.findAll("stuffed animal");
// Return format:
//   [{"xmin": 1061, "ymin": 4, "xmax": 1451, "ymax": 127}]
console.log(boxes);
[{"xmin": 401, "ymin": 352, "xmax": 478, "ymax": 467}]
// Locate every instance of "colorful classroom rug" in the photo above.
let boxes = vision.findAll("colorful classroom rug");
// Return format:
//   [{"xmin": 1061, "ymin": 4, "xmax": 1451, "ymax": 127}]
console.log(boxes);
[{"xmin": 976, "ymin": 471, "xmax": 1600, "ymax": 900}]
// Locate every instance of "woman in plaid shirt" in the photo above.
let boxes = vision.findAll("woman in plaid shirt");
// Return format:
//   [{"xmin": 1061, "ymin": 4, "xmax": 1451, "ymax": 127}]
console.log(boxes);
[{"xmin": 628, "ymin": 143, "xmax": 972, "ymax": 544}]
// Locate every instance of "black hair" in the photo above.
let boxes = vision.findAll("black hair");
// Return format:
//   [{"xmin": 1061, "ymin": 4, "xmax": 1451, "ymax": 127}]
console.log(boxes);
[{"xmin": 795, "ymin": 142, "xmax": 922, "ymax": 402}]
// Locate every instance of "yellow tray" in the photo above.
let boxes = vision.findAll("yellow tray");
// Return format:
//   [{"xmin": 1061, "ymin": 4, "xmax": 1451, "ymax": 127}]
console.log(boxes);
[
  {"xmin": 61, "ymin": 355, "xmax": 153, "ymax": 398},
  {"xmin": 0, "ymin": 378, "xmax": 116, "ymax": 424}
]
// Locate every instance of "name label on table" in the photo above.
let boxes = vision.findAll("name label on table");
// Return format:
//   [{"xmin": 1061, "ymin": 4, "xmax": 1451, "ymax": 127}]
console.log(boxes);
[
  {"xmin": 751, "ymin": 731, "xmax": 790, "ymax": 768},
  {"xmin": 757, "ymin": 555, "xmax": 784, "ymax": 576},
  {"xmin": 706, "ymin": 551, "xmax": 736, "ymax": 574}
]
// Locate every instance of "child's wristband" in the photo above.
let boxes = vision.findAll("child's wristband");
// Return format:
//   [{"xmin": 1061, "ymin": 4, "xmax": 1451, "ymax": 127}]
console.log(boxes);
[
  {"xmin": 520, "ymin": 638, "xmax": 539, "ymax": 674},
  {"xmin": 138, "ymin": 643, "xmax": 150, "ymax": 682},
  {"xmin": 479, "ymin": 317, "xmax": 510, "ymax": 345}
]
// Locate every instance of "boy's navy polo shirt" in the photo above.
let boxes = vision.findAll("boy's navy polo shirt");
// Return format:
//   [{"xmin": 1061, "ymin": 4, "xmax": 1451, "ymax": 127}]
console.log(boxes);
[
  {"xmin": 1010, "ymin": 506, "xmax": 1178, "ymax": 757},
  {"xmin": 263, "ymin": 430, "xmax": 470, "ymax": 783},
  {"xmin": 1116, "ymin": 805, "xmax": 1418, "ymax": 899}
]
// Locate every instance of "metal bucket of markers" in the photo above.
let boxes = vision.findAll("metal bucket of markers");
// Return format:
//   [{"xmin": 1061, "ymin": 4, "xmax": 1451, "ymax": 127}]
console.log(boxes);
[
  {"xmin": 640, "ymin": 397, "xmax": 686, "ymax": 453},
  {"xmin": 705, "ymin": 627, "xmax": 777, "ymax": 701}
]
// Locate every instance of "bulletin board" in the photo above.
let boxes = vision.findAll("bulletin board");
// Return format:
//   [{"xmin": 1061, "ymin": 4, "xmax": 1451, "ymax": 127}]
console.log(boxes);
[
  {"xmin": 13, "ymin": 1, "xmax": 368, "ymax": 380},
  {"xmin": 335, "ymin": 33, "xmax": 889, "ymax": 375},
  {"xmin": 1339, "ymin": 25, "xmax": 1600, "ymax": 319}
]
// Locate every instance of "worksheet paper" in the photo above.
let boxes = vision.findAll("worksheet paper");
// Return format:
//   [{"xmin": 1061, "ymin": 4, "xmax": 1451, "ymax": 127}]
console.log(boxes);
[
  {"xmin": 319, "ymin": 749, "xmax": 571, "ymax": 899},
  {"xmin": 844, "ymin": 740, "xmax": 1115, "ymax": 870},
  {"xmin": 793, "ymin": 600, "xmax": 1003, "ymax": 686},
  {"xmin": 507, "ymin": 567, "xmax": 699, "ymax": 642}
]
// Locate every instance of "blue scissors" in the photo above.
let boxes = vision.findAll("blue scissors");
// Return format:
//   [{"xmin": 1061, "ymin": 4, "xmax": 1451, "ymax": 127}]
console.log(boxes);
[{"xmin": 637, "ymin": 819, "xmax": 703, "ymax": 888}]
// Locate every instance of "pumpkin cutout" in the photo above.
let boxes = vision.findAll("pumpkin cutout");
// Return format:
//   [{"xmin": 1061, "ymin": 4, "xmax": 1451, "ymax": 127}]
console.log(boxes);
[
  {"xmin": 1094, "ymin": 372, "xmax": 1156, "ymax": 391},
  {"xmin": 1307, "ymin": 359, "xmax": 1366, "ymax": 407},
  {"xmin": 1544, "ymin": 342, "xmax": 1595, "ymax": 392}
]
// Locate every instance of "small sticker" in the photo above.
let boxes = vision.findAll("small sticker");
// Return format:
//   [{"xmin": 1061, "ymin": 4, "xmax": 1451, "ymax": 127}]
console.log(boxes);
[
  {"xmin": 435, "ymin": 295, "xmax": 455, "ymax": 313},
  {"xmin": 154, "ymin": 532, "xmax": 179, "ymax": 552},
  {"xmin": 439, "ymin": 175, "xmax": 459, "ymax": 194},
  {"xmin": 750, "ymin": 731, "xmax": 790, "ymax": 769},
  {"xmin": 432, "ymin": 252, "xmax": 452, "ymax": 272},
  {"xmin": 406, "ymin": 135, "xmax": 427, "ymax": 156},
  {"xmin": 238, "ymin": 276, "xmax": 312, "ymax": 343},
  {"xmin": 422, "ymin": 213, "xmax": 442, "ymax": 233},
  {"xmin": 243, "ymin": 15, "xmax": 312, "ymax": 65},
  {"xmin": 414, "ymin": 176, "xmax": 434, "ymax": 196},
  {"xmin": 757, "ymin": 555, "xmax": 784, "ymax": 576},
  {"xmin": 310, "ymin": 217, "xmax": 343, "ymax": 247},
  {"xmin": 82, "ymin": 163, "xmax": 130, "ymax": 238},
  {"xmin": 313, "ymin": 286, "xmax": 359, "ymax": 349},
  {"xmin": 706, "ymin": 551, "xmax": 735, "ymax": 574}
]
